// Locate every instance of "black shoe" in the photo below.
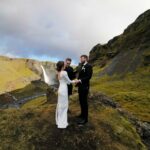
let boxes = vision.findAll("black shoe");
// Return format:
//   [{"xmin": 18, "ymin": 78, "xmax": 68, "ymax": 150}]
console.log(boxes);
[
  {"xmin": 77, "ymin": 119, "xmax": 88, "ymax": 126},
  {"xmin": 76, "ymin": 114, "xmax": 83, "ymax": 119}
]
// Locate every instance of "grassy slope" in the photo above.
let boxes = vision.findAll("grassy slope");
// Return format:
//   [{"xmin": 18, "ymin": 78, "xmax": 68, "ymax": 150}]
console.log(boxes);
[
  {"xmin": 0, "ymin": 56, "xmax": 148, "ymax": 149},
  {"xmin": 0, "ymin": 57, "xmax": 39, "ymax": 93},
  {"xmin": 0, "ymin": 94, "xmax": 147, "ymax": 150},
  {"xmin": 91, "ymin": 66, "xmax": 150, "ymax": 122},
  {"xmin": 10, "ymin": 81, "xmax": 49, "ymax": 100}
]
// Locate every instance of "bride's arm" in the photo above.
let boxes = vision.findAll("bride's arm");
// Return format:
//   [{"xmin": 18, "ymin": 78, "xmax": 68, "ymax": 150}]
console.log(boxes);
[{"xmin": 63, "ymin": 71, "xmax": 75, "ymax": 84}]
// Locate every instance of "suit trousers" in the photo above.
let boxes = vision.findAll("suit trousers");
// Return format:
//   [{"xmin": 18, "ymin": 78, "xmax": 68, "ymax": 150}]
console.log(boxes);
[{"xmin": 78, "ymin": 86, "xmax": 89, "ymax": 121}]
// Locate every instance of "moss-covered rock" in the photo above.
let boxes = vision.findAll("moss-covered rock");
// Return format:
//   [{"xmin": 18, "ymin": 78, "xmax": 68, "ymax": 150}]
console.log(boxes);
[{"xmin": 89, "ymin": 9, "xmax": 150, "ymax": 75}]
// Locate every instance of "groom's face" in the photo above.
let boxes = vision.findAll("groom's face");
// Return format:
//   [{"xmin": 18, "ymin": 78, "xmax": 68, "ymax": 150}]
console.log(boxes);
[{"xmin": 80, "ymin": 57, "xmax": 86, "ymax": 64}]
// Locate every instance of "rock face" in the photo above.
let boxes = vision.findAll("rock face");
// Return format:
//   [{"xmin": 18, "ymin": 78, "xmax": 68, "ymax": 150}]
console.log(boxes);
[
  {"xmin": 0, "ymin": 56, "xmax": 56, "ymax": 94},
  {"xmin": 46, "ymin": 86, "xmax": 57, "ymax": 102},
  {"xmin": 25, "ymin": 59, "xmax": 56, "ymax": 78},
  {"xmin": 25, "ymin": 58, "xmax": 57, "ymax": 84},
  {"xmin": 89, "ymin": 9, "xmax": 150, "ymax": 75}
]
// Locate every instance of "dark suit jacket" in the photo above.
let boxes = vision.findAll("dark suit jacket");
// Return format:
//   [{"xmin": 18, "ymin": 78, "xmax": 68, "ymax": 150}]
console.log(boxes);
[
  {"xmin": 77, "ymin": 63, "xmax": 93, "ymax": 91},
  {"xmin": 65, "ymin": 66, "xmax": 75, "ymax": 95}
]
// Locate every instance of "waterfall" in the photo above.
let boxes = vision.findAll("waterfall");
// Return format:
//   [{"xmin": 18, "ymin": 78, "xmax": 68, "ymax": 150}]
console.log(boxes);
[
  {"xmin": 41, "ymin": 65, "xmax": 56, "ymax": 85},
  {"xmin": 41, "ymin": 65, "xmax": 51, "ymax": 85}
]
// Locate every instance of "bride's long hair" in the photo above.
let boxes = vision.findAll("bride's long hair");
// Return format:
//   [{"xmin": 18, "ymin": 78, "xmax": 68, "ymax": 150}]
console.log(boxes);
[{"xmin": 56, "ymin": 61, "xmax": 65, "ymax": 80}]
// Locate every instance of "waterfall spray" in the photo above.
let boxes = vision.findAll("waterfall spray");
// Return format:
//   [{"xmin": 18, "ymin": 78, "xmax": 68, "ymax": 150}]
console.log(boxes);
[
  {"xmin": 41, "ymin": 65, "xmax": 51, "ymax": 85},
  {"xmin": 41, "ymin": 65, "xmax": 56, "ymax": 85}
]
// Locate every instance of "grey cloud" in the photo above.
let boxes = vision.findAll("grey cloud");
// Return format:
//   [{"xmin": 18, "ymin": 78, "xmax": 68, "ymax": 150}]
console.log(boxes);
[{"xmin": 0, "ymin": 0, "xmax": 150, "ymax": 62}]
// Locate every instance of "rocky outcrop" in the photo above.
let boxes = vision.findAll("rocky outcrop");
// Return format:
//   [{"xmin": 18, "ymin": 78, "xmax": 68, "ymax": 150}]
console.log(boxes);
[
  {"xmin": 89, "ymin": 9, "xmax": 150, "ymax": 75},
  {"xmin": 46, "ymin": 86, "xmax": 57, "ymax": 103},
  {"xmin": 89, "ymin": 92, "xmax": 150, "ymax": 148}
]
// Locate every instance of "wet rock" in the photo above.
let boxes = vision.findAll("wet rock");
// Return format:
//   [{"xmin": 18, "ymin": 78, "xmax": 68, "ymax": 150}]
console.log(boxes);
[
  {"xmin": 136, "ymin": 121, "xmax": 150, "ymax": 148},
  {"xmin": 89, "ymin": 93, "xmax": 119, "ymax": 108},
  {"xmin": 46, "ymin": 86, "xmax": 57, "ymax": 103}
]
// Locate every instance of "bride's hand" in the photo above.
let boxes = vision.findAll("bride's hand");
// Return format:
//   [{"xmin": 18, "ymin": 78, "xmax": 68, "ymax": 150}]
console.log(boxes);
[
  {"xmin": 72, "ymin": 79, "xmax": 77, "ymax": 84},
  {"xmin": 74, "ymin": 79, "xmax": 80, "ymax": 84},
  {"xmin": 74, "ymin": 80, "xmax": 77, "ymax": 84}
]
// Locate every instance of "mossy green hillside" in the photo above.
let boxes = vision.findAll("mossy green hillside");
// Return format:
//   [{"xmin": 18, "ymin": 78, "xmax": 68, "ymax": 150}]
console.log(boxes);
[
  {"xmin": 0, "ymin": 57, "xmax": 39, "ymax": 93},
  {"xmin": 91, "ymin": 66, "xmax": 150, "ymax": 122}
]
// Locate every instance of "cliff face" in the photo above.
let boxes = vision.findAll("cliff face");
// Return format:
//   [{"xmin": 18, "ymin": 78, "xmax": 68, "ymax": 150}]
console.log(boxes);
[
  {"xmin": 25, "ymin": 59, "xmax": 56, "ymax": 78},
  {"xmin": 26, "ymin": 59, "xmax": 57, "ymax": 86},
  {"xmin": 89, "ymin": 9, "xmax": 150, "ymax": 75},
  {"xmin": 0, "ymin": 56, "xmax": 55, "ymax": 93}
]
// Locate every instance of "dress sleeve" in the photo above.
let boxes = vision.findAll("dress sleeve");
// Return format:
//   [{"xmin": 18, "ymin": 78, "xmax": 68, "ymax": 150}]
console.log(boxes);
[{"xmin": 63, "ymin": 71, "xmax": 75, "ymax": 84}]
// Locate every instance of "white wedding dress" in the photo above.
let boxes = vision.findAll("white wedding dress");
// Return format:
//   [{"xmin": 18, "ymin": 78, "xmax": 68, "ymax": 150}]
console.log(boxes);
[{"xmin": 56, "ymin": 70, "xmax": 75, "ymax": 128}]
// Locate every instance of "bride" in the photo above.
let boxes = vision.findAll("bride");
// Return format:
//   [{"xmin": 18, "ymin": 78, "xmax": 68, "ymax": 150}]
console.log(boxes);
[{"xmin": 56, "ymin": 61, "xmax": 77, "ymax": 129}]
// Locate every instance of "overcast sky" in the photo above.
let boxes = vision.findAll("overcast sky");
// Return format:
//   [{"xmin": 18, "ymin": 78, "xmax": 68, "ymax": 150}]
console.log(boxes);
[{"xmin": 0, "ymin": 0, "xmax": 150, "ymax": 64}]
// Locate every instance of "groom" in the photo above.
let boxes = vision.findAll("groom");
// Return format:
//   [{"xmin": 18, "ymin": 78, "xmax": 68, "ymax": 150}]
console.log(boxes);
[{"xmin": 76, "ymin": 55, "xmax": 93, "ymax": 125}]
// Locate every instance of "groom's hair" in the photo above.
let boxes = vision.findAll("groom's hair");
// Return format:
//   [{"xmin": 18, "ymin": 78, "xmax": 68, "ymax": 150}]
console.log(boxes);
[
  {"xmin": 66, "ymin": 58, "xmax": 72, "ymax": 62},
  {"xmin": 80, "ymin": 55, "xmax": 88, "ymax": 60}
]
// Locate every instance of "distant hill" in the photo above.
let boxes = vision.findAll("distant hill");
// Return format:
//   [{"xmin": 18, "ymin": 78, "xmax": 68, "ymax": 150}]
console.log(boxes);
[
  {"xmin": 0, "ymin": 56, "xmax": 55, "ymax": 94},
  {"xmin": 89, "ymin": 9, "xmax": 150, "ymax": 75}
]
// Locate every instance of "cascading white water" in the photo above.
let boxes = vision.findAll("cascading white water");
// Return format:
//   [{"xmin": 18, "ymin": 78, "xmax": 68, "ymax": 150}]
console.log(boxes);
[
  {"xmin": 41, "ymin": 65, "xmax": 56, "ymax": 85},
  {"xmin": 41, "ymin": 65, "xmax": 51, "ymax": 85}
]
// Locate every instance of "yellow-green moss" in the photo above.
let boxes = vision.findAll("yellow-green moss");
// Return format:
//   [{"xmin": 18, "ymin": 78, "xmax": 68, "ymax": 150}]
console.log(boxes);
[
  {"xmin": 21, "ymin": 96, "xmax": 47, "ymax": 109},
  {"xmin": 0, "ymin": 58, "xmax": 39, "ymax": 93},
  {"xmin": 0, "ymin": 95, "xmax": 147, "ymax": 149},
  {"xmin": 91, "ymin": 66, "xmax": 150, "ymax": 122}
]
